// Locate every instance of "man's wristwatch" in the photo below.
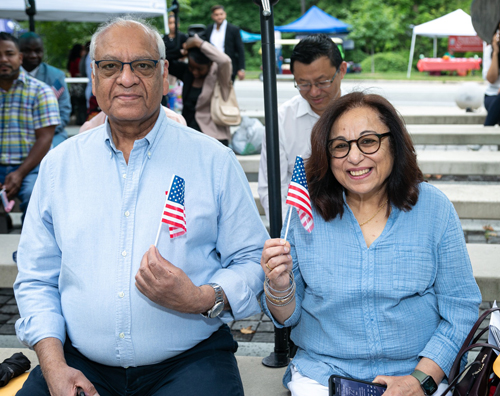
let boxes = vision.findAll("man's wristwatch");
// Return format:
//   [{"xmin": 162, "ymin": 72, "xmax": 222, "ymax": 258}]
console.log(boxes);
[
  {"xmin": 410, "ymin": 370, "xmax": 438, "ymax": 395},
  {"xmin": 200, "ymin": 283, "xmax": 224, "ymax": 318}
]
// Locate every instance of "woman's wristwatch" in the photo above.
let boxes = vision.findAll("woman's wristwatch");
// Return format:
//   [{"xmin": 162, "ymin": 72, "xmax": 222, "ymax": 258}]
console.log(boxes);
[{"xmin": 410, "ymin": 370, "xmax": 438, "ymax": 395}]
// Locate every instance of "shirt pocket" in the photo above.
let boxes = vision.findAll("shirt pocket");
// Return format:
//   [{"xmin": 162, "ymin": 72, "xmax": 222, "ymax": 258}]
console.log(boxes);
[{"xmin": 392, "ymin": 246, "xmax": 435, "ymax": 294}]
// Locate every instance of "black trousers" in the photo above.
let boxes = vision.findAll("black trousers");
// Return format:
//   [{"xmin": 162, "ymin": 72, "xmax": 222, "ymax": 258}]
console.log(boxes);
[
  {"xmin": 484, "ymin": 94, "xmax": 500, "ymax": 126},
  {"xmin": 17, "ymin": 325, "xmax": 243, "ymax": 396}
]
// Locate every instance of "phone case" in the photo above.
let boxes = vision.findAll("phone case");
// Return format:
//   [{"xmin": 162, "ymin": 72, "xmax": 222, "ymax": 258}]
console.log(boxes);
[
  {"xmin": 329, "ymin": 375, "xmax": 387, "ymax": 396},
  {"xmin": 0, "ymin": 189, "xmax": 15, "ymax": 213}
]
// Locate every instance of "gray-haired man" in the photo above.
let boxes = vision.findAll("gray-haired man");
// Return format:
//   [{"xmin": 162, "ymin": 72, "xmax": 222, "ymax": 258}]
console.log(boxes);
[{"xmin": 15, "ymin": 16, "xmax": 267, "ymax": 396}]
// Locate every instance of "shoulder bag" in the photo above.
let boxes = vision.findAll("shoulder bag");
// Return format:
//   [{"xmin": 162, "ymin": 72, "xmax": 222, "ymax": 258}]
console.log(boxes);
[
  {"xmin": 210, "ymin": 81, "xmax": 241, "ymax": 127},
  {"xmin": 440, "ymin": 307, "xmax": 500, "ymax": 396}
]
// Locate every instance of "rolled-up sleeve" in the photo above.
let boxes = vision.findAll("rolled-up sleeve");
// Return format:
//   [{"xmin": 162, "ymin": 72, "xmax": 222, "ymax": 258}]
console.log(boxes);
[
  {"xmin": 14, "ymin": 154, "xmax": 66, "ymax": 348},
  {"xmin": 418, "ymin": 203, "xmax": 482, "ymax": 376},
  {"xmin": 210, "ymin": 151, "xmax": 268, "ymax": 321}
]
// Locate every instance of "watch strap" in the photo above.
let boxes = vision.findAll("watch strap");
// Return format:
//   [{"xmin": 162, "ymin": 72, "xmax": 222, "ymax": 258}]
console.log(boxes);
[
  {"xmin": 200, "ymin": 283, "xmax": 224, "ymax": 318},
  {"xmin": 411, "ymin": 370, "xmax": 438, "ymax": 395}
]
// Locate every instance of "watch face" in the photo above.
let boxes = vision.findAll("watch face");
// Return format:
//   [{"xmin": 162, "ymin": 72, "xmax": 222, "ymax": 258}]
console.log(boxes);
[
  {"xmin": 422, "ymin": 377, "xmax": 438, "ymax": 395},
  {"xmin": 209, "ymin": 301, "xmax": 224, "ymax": 318}
]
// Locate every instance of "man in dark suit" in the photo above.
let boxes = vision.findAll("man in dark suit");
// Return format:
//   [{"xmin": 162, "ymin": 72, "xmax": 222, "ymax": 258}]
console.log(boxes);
[{"xmin": 205, "ymin": 5, "xmax": 245, "ymax": 82}]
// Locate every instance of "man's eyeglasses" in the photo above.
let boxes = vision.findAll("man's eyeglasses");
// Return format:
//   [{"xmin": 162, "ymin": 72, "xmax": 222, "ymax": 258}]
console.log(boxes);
[
  {"xmin": 328, "ymin": 132, "xmax": 391, "ymax": 159},
  {"xmin": 294, "ymin": 68, "xmax": 340, "ymax": 92},
  {"xmin": 94, "ymin": 59, "xmax": 161, "ymax": 78}
]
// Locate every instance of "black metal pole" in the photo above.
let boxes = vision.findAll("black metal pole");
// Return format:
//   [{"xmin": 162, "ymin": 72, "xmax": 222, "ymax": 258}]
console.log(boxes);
[
  {"xmin": 171, "ymin": 0, "xmax": 179, "ymax": 51},
  {"xmin": 253, "ymin": 0, "xmax": 289, "ymax": 369},
  {"xmin": 25, "ymin": 0, "xmax": 36, "ymax": 32}
]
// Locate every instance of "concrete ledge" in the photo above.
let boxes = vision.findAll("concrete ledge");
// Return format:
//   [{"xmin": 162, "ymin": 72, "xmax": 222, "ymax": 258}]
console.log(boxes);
[
  {"xmin": 468, "ymin": 244, "xmax": 500, "ymax": 301},
  {"xmin": 2, "ymin": 232, "xmax": 498, "ymax": 300},
  {"xmin": 417, "ymin": 151, "xmax": 500, "ymax": 175},
  {"xmin": 238, "ymin": 112, "xmax": 486, "ymax": 126},
  {"xmin": 0, "ymin": 348, "xmax": 289, "ymax": 396},
  {"xmin": 0, "ymin": 235, "xmax": 19, "ymax": 289},
  {"xmin": 250, "ymin": 182, "xmax": 500, "ymax": 220},
  {"xmin": 407, "ymin": 125, "xmax": 500, "ymax": 145},
  {"xmin": 238, "ymin": 151, "xmax": 500, "ymax": 178}
]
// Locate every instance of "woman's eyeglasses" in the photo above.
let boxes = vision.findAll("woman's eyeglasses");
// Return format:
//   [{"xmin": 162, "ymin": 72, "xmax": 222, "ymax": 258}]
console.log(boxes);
[{"xmin": 328, "ymin": 132, "xmax": 391, "ymax": 159}]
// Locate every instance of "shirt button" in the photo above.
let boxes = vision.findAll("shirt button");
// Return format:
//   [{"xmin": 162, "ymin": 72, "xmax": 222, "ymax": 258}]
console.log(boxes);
[
  {"xmin": 121, "ymin": 251, "xmax": 127, "ymax": 257},
  {"xmin": 118, "ymin": 292, "xmax": 125, "ymax": 298},
  {"xmin": 122, "ymin": 174, "xmax": 127, "ymax": 179},
  {"xmin": 125, "ymin": 211, "xmax": 130, "ymax": 217},
  {"xmin": 119, "ymin": 332, "xmax": 125, "ymax": 339}
]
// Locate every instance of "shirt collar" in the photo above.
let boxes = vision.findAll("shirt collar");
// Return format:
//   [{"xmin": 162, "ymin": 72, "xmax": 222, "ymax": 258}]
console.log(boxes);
[
  {"xmin": 27, "ymin": 64, "xmax": 40, "ymax": 77},
  {"xmin": 296, "ymin": 95, "xmax": 320, "ymax": 120},
  {"xmin": 214, "ymin": 19, "xmax": 227, "ymax": 31},
  {"xmin": 13, "ymin": 67, "xmax": 29, "ymax": 86},
  {"xmin": 104, "ymin": 107, "xmax": 166, "ymax": 156}
]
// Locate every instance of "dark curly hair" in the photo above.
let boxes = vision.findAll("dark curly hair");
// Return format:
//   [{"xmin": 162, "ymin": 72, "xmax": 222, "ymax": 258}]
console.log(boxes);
[{"xmin": 305, "ymin": 91, "xmax": 423, "ymax": 221}]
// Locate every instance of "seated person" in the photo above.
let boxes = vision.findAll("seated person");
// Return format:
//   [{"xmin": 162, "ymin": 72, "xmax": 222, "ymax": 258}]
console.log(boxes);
[
  {"xmin": 19, "ymin": 32, "xmax": 71, "ymax": 147},
  {"xmin": 14, "ymin": 17, "xmax": 267, "ymax": 396},
  {"xmin": 0, "ymin": 33, "xmax": 60, "ymax": 220},
  {"xmin": 168, "ymin": 34, "xmax": 233, "ymax": 146},
  {"xmin": 261, "ymin": 92, "xmax": 481, "ymax": 396},
  {"xmin": 483, "ymin": 23, "xmax": 500, "ymax": 126}
]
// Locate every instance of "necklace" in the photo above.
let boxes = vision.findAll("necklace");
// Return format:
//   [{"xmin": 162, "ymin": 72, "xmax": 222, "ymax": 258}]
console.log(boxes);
[{"xmin": 358, "ymin": 200, "xmax": 388, "ymax": 227}]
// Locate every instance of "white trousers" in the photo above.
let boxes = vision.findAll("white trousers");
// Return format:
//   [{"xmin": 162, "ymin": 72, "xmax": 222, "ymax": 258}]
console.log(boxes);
[{"xmin": 287, "ymin": 366, "xmax": 452, "ymax": 396}]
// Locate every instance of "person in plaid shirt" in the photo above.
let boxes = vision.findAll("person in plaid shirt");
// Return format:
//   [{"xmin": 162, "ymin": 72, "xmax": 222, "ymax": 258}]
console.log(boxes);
[{"xmin": 0, "ymin": 32, "xmax": 60, "ymax": 219}]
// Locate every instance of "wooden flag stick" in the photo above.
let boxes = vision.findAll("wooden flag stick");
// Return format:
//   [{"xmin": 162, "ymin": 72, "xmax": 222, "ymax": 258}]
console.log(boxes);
[{"xmin": 283, "ymin": 205, "xmax": 293, "ymax": 242}]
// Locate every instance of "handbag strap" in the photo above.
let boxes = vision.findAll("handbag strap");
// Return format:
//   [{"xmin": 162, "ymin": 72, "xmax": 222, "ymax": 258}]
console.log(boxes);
[
  {"xmin": 449, "ymin": 307, "xmax": 500, "ymax": 380},
  {"xmin": 441, "ymin": 343, "xmax": 500, "ymax": 395}
]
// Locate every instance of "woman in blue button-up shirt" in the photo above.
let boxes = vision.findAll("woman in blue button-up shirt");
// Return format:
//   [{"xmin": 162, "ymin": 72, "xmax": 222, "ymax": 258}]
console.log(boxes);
[{"xmin": 260, "ymin": 92, "xmax": 481, "ymax": 396}]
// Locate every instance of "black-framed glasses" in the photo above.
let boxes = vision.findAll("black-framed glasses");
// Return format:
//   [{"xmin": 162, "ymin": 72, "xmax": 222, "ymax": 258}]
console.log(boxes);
[
  {"xmin": 294, "ymin": 68, "xmax": 340, "ymax": 92},
  {"xmin": 94, "ymin": 59, "xmax": 161, "ymax": 78},
  {"xmin": 328, "ymin": 132, "xmax": 391, "ymax": 159}
]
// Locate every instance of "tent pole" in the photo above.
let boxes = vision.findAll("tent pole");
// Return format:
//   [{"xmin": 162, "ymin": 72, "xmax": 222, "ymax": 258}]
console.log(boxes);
[
  {"xmin": 163, "ymin": 11, "xmax": 168, "ymax": 35},
  {"xmin": 433, "ymin": 37, "xmax": 437, "ymax": 58},
  {"xmin": 407, "ymin": 31, "xmax": 416, "ymax": 78}
]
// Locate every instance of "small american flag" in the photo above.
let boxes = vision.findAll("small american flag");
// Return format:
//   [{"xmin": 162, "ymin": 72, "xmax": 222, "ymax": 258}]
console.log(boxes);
[
  {"xmin": 51, "ymin": 79, "xmax": 65, "ymax": 99},
  {"xmin": 285, "ymin": 156, "xmax": 314, "ymax": 232},
  {"xmin": 161, "ymin": 175, "xmax": 186, "ymax": 238}
]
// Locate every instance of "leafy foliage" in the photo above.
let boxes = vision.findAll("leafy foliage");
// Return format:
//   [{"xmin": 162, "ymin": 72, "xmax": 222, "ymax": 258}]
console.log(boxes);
[
  {"xmin": 360, "ymin": 52, "xmax": 408, "ymax": 72},
  {"xmin": 19, "ymin": 0, "xmax": 475, "ymax": 73}
]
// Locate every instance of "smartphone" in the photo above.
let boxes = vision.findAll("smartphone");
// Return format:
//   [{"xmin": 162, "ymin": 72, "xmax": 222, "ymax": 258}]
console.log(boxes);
[
  {"xmin": 329, "ymin": 375, "xmax": 386, "ymax": 396},
  {"xmin": 0, "ymin": 188, "xmax": 15, "ymax": 213}
]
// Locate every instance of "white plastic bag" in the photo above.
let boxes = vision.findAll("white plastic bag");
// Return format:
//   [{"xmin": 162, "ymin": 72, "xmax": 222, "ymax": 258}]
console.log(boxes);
[{"xmin": 231, "ymin": 116, "xmax": 265, "ymax": 155}]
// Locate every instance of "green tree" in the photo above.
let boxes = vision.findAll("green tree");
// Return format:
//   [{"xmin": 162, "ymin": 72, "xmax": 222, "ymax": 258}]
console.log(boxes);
[{"xmin": 346, "ymin": 0, "xmax": 403, "ymax": 72}]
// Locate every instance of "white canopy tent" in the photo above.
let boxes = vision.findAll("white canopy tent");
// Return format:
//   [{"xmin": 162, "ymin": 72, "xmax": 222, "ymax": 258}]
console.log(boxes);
[
  {"xmin": 0, "ymin": 0, "xmax": 168, "ymax": 32},
  {"xmin": 407, "ymin": 9, "xmax": 478, "ymax": 77}
]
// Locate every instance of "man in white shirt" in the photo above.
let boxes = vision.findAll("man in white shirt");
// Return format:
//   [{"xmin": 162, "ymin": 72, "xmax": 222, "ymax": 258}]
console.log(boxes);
[
  {"xmin": 205, "ymin": 5, "xmax": 245, "ymax": 82},
  {"xmin": 258, "ymin": 34, "xmax": 347, "ymax": 221}
]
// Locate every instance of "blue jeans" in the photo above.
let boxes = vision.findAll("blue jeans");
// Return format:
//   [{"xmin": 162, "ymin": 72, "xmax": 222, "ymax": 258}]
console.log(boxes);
[
  {"xmin": 17, "ymin": 325, "xmax": 244, "ymax": 396},
  {"xmin": 0, "ymin": 164, "xmax": 39, "ymax": 219}
]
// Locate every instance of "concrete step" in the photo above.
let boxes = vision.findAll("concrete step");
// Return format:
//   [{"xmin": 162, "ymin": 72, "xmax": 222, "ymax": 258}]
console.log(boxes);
[
  {"xmin": 250, "ymin": 182, "xmax": 500, "ymax": 220},
  {"xmin": 238, "ymin": 111, "xmax": 486, "ymax": 126},
  {"xmin": 0, "ymin": 348, "xmax": 290, "ymax": 396},
  {"xmin": 237, "ymin": 150, "xmax": 500, "ymax": 178},
  {"xmin": 407, "ymin": 125, "xmax": 500, "ymax": 145}
]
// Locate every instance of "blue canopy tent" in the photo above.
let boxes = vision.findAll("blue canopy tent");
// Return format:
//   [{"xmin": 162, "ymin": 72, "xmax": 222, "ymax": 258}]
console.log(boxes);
[{"xmin": 275, "ymin": 5, "xmax": 350, "ymax": 34}]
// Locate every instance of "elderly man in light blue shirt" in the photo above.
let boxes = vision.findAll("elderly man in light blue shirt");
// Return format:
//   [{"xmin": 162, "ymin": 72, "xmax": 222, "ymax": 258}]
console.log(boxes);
[{"xmin": 14, "ymin": 16, "xmax": 267, "ymax": 396}]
